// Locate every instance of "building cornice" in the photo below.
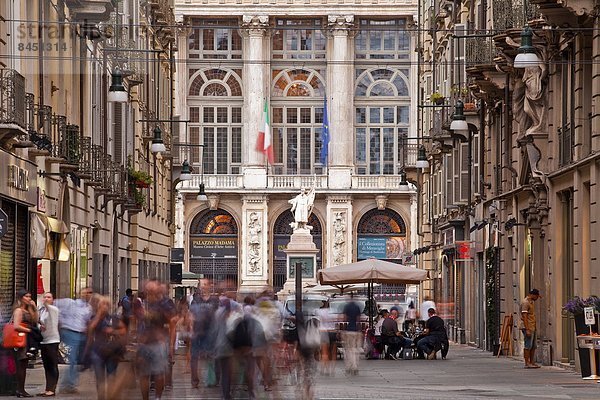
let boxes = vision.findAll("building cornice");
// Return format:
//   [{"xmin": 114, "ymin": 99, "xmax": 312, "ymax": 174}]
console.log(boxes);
[{"xmin": 174, "ymin": 4, "xmax": 418, "ymax": 19}]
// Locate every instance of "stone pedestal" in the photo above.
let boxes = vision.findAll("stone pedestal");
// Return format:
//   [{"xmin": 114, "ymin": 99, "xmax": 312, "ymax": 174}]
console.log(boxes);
[{"xmin": 278, "ymin": 227, "xmax": 319, "ymax": 297}]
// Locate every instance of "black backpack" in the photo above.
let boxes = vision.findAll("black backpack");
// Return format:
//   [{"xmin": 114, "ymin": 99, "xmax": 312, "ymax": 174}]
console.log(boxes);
[{"xmin": 231, "ymin": 316, "xmax": 253, "ymax": 349}]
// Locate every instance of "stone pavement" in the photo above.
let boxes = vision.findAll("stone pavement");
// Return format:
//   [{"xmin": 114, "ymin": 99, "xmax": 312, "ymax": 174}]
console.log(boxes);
[{"xmin": 19, "ymin": 345, "xmax": 600, "ymax": 400}]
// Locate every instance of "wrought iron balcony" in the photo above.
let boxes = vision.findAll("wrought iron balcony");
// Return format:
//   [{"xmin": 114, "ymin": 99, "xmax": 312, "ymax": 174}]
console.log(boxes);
[
  {"xmin": 0, "ymin": 69, "xmax": 27, "ymax": 143},
  {"xmin": 465, "ymin": 36, "xmax": 496, "ymax": 68},
  {"xmin": 493, "ymin": 1, "xmax": 540, "ymax": 31}
]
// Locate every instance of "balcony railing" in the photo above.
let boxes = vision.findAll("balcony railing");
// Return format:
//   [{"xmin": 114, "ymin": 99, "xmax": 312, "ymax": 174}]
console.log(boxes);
[
  {"xmin": 466, "ymin": 36, "xmax": 496, "ymax": 68},
  {"xmin": 493, "ymin": 1, "xmax": 540, "ymax": 31},
  {"xmin": 0, "ymin": 69, "xmax": 26, "ymax": 131}
]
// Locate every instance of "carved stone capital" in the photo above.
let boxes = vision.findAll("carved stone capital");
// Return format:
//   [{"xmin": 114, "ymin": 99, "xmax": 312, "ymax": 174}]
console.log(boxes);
[
  {"xmin": 326, "ymin": 15, "xmax": 355, "ymax": 34},
  {"xmin": 240, "ymin": 15, "xmax": 269, "ymax": 37}
]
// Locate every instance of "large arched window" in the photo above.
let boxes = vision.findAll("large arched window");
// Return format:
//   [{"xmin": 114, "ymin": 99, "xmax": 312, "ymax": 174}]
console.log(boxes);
[
  {"xmin": 272, "ymin": 211, "xmax": 322, "ymax": 292},
  {"xmin": 354, "ymin": 68, "xmax": 410, "ymax": 175},
  {"xmin": 188, "ymin": 68, "xmax": 243, "ymax": 174},
  {"xmin": 271, "ymin": 68, "xmax": 326, "ymax": 175},
  {"xmin": 188, "ymin": 209, "xmax": 239, "ymax": 293}
]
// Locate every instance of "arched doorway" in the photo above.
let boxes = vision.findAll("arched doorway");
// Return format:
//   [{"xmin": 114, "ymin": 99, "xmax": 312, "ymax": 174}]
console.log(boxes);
[
  {"xmin": 189, "ymin": 209, "xmax": 239, "ymax": 293},
  {"xmin": 272, "ymin": 212, "xmax": 322, "ymax": 292},
  {"xmin": 357, "ymin": 208, "xmax": 407, "ymax": 301}
]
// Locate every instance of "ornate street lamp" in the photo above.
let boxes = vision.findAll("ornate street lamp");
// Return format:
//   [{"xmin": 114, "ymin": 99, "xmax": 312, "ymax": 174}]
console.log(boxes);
[
  {"xmin": 514, "ymin": 26, "xmax": 541, "ymax": 68},
  {"xmin": 108, "ymin": 68, "xmax": 128, "ymax": 103},
  {"xmin": 450, "ymin": 100, "xmax": 469, "ymax": 132},
  {"xmin": 150, "ymin": 125, "xmax": 166, "ymax": 154},
  {"xmin": 179, "ymin": 159, "xmax": 192, "ymax": 181},
  {"xmin": 415, "ymin": 145, "xmax": 429, "ymax": 169}
]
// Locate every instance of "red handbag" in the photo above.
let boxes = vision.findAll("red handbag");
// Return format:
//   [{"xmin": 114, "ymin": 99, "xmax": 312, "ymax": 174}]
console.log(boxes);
[{"xmin": 2, "ymin": 322, "xmax": 27, "ymax": 348}]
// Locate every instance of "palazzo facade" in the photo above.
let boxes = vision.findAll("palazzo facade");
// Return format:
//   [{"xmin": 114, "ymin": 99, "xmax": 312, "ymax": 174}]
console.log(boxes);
[{"xmin": 173, "ymin": 0, "xmax": 421, "ymax": 297}]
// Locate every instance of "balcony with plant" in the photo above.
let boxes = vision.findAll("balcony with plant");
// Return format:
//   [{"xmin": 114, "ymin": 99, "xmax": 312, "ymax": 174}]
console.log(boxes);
[{"xmin": 128, "ymin": 168, "xmax": 153, "ymax": 188}]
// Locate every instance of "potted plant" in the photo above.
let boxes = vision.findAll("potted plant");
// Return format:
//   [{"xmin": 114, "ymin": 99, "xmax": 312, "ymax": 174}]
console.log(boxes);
[
  {"xmin": 430, "ymin": 92, "xmax": 445, "ymax": 105},
  {"xmin": 563, "ymin": 296, "xmax": 600, "ymax": 377},
  {"xmin": 132, "ymin": 188, "xmax": 146, "ymax": 207},
  {"xmin": 463, "ymin": 102, "xmax": 477, "ymax": 111},
  {"xmin": 128, "ymin": 169, "xmax": 153, "ymax": 188}
]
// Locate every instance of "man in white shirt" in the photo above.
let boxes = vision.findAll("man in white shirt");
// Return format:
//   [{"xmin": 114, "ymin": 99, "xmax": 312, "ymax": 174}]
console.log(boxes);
[
  {"xmin": 419, "ymin": 296, "xmax": 436, "ymax": 324},
  {"xmin": 54, "ymin": 287, "xmax": 92, "ymax": 394},
  {"xmin": 39, "ymin": 292, "xmax": 60, "ymax": 397}
]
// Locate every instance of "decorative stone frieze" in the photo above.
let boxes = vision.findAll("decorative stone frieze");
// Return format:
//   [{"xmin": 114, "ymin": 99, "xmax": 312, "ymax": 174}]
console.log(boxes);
[
  {"xmin": 247, "ymin": 211, "xmax": 263, "ymax": 273},
  {"xmin": 332, "ymin": 211, "xmax": 347, "ymax": 266}
]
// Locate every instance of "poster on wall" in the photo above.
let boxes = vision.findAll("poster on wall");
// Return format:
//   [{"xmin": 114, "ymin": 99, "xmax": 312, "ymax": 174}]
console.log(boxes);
[
  {"xmin": 189, "ymin": 236, "xmax": 238, "ymax": 259},
  {"xmin": 357, "ymin": 236, "xmax": 406, "ymax": 260}
]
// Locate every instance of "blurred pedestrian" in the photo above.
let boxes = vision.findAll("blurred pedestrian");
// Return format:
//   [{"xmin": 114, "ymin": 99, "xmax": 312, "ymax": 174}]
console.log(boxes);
[
  {"xmin": 11, "ymin": 289, "xmax": 39, "ymax": 398},
  {"xmin": 38, "ymin": 292, "xmax": 60, "ymax": 397},
  {"xmin": 119, "ymin": 288, "xmax": 134, "ymax": 331},
  {"xmin": 175, "ymin": 297, "xmax": 193, "ymax": 367},
  {"xmin": 135, "ymin": 280, "xmax": 177, "ymax": 400},
  {"xmin": 54, "ymin": 287, "xmax": 93, "ymax": 394},
  {"xmin": 404, "ymin": 301, "xmax": 417, "ymax": 332},
  {"xmin": 254, "ymin": 288, "xmax": 283, "ymax": 391},
  {"xmin": 87, "ymin": 296, "xmax": 126, "ymax": 400},
  {"xmin": 419, "ymin": 296, "xmax": 436, "ymax": 325},
  {"xmin": 316, "ymin": 300, "xmax": 336, "ymax": 375},
  {"xmin": 341, "ymin": 295, "xmax": 362, "ymax": 375},
  {"xmin": 189, "ymin": 289, "xmax": 218, "ymax": 389},
  {"xmin": 214, "ymin": 298, "xmax": 235, "ymax": 400}
]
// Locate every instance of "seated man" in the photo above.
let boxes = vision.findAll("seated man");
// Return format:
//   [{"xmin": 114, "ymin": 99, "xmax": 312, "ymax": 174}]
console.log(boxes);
[
  {"xmin": 381, "ymin": 310, "xmax": 413, "ymax": 360},
  {"xmin": 416, "ymin": 308, "xmax": 447, "ymax": 360}
]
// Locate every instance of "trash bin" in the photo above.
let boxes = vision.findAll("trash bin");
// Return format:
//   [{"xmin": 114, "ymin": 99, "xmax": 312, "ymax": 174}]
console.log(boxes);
[{"xmin": 0, "ymin": 347, "xmax": 17, "ymax": 395}]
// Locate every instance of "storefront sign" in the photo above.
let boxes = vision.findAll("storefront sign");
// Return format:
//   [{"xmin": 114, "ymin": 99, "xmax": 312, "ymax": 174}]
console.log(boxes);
[
  {"xmin": 456, "ymin": 241, "xmax": 473, "ymax": 260},
  {"xmin": 8, "ymin": 164, "xmax": 29, "ymax": 191},
  {"xmin": 189, "ymin": 236, "xmax": 237, "ymax": 259},
  {"xmin": 0, "ymin": 208, "xmax": 7, "ymax": 239},
  {"xmin": 357, "ymin": 236, "xmax": 405, "ymax": 260}
]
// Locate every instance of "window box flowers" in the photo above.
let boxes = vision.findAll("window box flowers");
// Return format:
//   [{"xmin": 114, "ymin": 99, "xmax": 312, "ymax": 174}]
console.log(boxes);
[
  {"xmin": 429, "ymin": 92, "xmax": 445, "ymax": 105},
  {"xmin": 128, "ymin": 169, "xmax": 153, "ymax": 188}
]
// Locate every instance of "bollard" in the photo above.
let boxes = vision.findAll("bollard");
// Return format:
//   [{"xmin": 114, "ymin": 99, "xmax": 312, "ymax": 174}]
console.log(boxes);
[{"xmin": 541, "ymin": 339, "xmax": 553, "ymax": 366}]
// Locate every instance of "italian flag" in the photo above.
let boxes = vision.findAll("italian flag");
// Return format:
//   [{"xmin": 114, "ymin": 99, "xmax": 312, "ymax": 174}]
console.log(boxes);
[{"xmin": 256, "ymin": 100, "xmax": 274, "ymax": 164}]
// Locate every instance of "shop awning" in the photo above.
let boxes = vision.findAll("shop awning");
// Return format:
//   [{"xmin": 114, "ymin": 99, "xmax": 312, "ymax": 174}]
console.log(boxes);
[{"xmin": 30, "ymin": 213, "xmax": 70, "ymax": 261}]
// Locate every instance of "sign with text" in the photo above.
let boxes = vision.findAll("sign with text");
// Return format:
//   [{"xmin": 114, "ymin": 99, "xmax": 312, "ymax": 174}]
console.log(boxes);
[
  {"xmin": 189, "ymin": 236, "xmax": 237, "ymax": 259},
  {"xmin": 357, "ymin": 236, "xmax": 405, "ymax": 260},
  {"xmin": 584, "ymin": 306, "xmax": 595, "ymax": 326}
]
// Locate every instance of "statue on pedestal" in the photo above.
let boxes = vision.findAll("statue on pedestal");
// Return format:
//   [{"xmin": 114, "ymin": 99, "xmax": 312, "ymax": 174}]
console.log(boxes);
[{"xmin": 288, "ymin": 187, "xmax": 315, "ymax": 231}]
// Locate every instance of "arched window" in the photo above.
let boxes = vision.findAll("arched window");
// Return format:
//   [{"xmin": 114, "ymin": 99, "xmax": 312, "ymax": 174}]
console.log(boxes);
[
  {"xmin": 188, "ymin": 69, "xmax": 242, "ymax": 97},
  {"xmin": 354, "ymin": 68, "xmax": 410, "ymax": 175},
  {"xmin": 271, "ymin": 68, "xmax": 326, "ymax": 175},
  {"xmin": 272, "ymin": 211, "xmax": 322, "ymax": 292},
  {"xmin": 188, "ymin": 68, "xmax": 243, "ymax": 175}
]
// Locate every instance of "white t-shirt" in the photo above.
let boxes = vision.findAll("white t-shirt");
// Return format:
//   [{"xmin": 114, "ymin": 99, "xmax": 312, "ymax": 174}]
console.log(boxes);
[
  {"xmin": 420, "ymin": 300, "xmax": 436, "ymax": 322},
  {"xmin": 39, "ymin": 304, "xmax": 60, "ymax": 344}
]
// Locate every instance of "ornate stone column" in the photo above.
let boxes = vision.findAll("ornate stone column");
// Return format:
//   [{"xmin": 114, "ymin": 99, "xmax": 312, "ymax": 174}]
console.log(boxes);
[
  {"xmin": 326, "ymin": 15, "xmax": 355, "ymax": 189},
  {"xmin": 326, "ymin": 195, "xmax": 353, "ymax": 267},
  {"xmin": 240, "ymin": 15, "xmax": 269, "ymax": 189},
  {"xmin": 239, "ymin": 194, "xmax": 269, "ymax": 294}
]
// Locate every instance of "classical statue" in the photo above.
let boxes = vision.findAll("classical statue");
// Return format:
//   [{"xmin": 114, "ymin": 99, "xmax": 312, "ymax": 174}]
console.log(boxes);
[{"xmin": 288, "ymin": 187, "xmax": 315, "ymax": 230}]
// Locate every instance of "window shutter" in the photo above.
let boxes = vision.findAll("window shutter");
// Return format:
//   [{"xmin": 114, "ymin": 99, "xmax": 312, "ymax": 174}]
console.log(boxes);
[
  {"xmin": 172, "ymin": 115, "xmax": 181, "ymax": 165},
  {"xmin": 113, "ymin": 103, "xmax": 123, "ymax": 164},
  {"xmin": 460, "ymin": 142, "xmax": 470, "ymax": 202},
  {"xmin": 445, "ymin": 153, "xmax": 453, "ymax": 208},
  {"xmin": 453, "ymin": 24, "xmax": 467, "ymax": 89},
  {"xmin": 453, "ymin": 146, "xmax": 461, "ymax": 204},
  {"xmin": 190, "ymin": 127, "xmax": 200, "ymax": 165},
  {"xmin": 472, "ymin": 133, "xmax": 480, "ymax": 197}
]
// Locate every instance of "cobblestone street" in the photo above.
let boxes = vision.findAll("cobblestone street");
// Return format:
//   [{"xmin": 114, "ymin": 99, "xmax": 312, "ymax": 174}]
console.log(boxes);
[{"xmin": 20, "ymin": 345, "xmax": 600, "ymax": 400}]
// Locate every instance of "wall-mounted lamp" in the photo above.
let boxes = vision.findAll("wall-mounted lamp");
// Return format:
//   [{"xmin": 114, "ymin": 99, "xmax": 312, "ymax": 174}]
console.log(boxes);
[
  {"xmin": 415, "ymin": 146, "xmax": 429, "ymax": 169},
  {"xmin": 197, "ymin": 182, "xmax": 208, "ymax": 202},
  {"xmin": 150, "ymin": 125, "xmax": 166, "ymax": 154},
  {"xmin": 398, "ymin": 170, "xmax": 409, "ymax": 190},
  {"xmin": 179, "ymin": 159, "xmax": 192, "ymax": 181},
  {"xmin": 514, "ymin": 25, "xmax": 541, "ymax": 68},
  {"xmin": 108, "ymin": 68, "xmax": 128, "ymax": 103},
  {"xmin": 450, "ymin": 100, "xmax": 469, "ymax": 132}
]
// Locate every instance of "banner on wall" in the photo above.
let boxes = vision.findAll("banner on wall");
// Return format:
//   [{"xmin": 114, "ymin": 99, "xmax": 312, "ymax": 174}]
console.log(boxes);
[{"xmin": 357, "ymin": 236, "xmax": 406, "ymax": 260}]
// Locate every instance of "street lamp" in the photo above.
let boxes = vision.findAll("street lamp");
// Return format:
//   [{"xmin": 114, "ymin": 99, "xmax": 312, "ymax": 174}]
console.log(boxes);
[
  {"xmin": 179, "ymin": 159, "xmax": 192, "ymax": 181},
  {"xmin": 450, "ymin": 100, "xmax": 469, "ymax": 132},
  {"xmin": 197, "ymin": 182, "xmax": 208, "ymax": 202},
  {"xmin": 108, "ymin": 68, "xmax": 128, "ymax": 103},
  {"xmin": 514, "ymin": 25, "xmax": 541, "ymax": 68},
  {"xmin": 398, "ymin": 170, "xmax": 409, "ymax": 191},
  {"xmin": 150, "ymin": 125, "xmax": 166, "ymax": 154},
  {"xmin": 415, "ymin": 145, "xmax": 429, "ymax": 169}
]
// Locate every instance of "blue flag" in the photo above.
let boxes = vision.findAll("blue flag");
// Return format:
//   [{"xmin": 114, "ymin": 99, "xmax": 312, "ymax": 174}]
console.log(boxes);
[{"xmin": 320, "ymin": 97, "xmax": 329, "ymax": 165}]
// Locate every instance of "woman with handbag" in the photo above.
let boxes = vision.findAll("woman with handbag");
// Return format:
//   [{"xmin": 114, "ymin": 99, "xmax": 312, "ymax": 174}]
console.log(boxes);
[
  {"xmin": 87, "ymin": 296, "xmax": 126, "ymax": 400},
  {"xmin": 11, "ymin": 289, "xmax": 39, "ymax": 398}
]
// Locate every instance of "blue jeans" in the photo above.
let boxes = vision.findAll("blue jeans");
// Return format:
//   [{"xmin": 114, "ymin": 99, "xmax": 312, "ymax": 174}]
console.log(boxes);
[
  {"xmin": 90, "ymin": 351, "xmax": 118, "ymax": 400},
  {"xmin": 59, "ymin": 329, "xmax": 86, "ymax": 390}
]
